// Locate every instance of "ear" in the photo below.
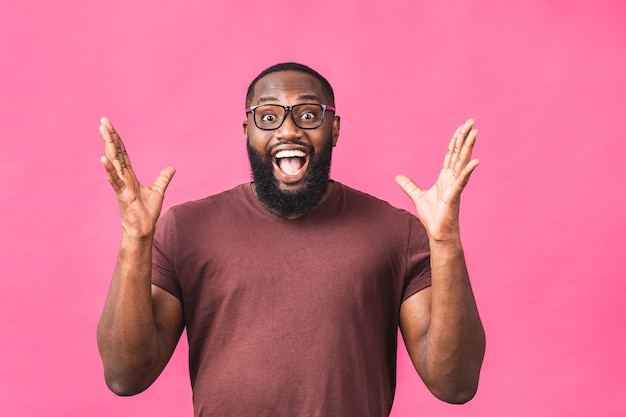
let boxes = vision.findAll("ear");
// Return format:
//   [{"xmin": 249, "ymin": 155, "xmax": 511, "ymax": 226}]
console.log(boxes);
[
  {"xmin": 331, "ymin": 116, "xmax": 340, "ymax": 146},
  {"xmin": 243, "ymin": 120, "xmax": 248, "ymax": 138}
]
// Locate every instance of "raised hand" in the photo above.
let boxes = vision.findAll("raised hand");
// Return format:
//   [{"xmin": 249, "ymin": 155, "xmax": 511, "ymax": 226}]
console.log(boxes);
[
  {"xmin": 99, "ymin": 117, "xmax": 176, "ymax": 240},
  {"xmin": 395, "ymin": 119, "xmax": 479, "ymax": 243}
]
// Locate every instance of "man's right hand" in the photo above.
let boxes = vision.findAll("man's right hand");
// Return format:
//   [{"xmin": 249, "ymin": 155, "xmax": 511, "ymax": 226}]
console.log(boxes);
[{"xmin": 99, "ymin": 117, "xmax": 176, "ymax": 240}]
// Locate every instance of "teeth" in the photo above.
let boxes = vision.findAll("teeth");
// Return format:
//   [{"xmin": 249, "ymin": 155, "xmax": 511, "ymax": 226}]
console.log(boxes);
[{"xmin": 275, "ymin": 149, "xmax": 306, "ymax": 159}]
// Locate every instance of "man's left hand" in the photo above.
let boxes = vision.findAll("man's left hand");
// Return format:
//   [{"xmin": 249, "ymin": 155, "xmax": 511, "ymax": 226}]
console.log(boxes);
[{"xmin": 395, "ymin": 119, "xmax": 479, "ymax": 243}]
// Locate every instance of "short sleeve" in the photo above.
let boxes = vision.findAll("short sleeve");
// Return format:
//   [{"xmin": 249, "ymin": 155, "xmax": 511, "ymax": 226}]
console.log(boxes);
[
  {"xmin": 152, "ymin": 208, "xmax": 183, "ymax": 300},
  {"xmin": 402, "ymin": 214, "xmax": 431, "ymax": 301}
]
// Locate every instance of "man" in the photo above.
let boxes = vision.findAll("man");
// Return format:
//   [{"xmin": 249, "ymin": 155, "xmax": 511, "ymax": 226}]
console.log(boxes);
[{"xmin": 97, "ymin": 62, "xmax": 485, "ymax": 416}]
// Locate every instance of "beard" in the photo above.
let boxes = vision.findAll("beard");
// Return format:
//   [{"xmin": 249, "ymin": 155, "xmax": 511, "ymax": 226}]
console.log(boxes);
[{"xmin": 246, "ymin": 137, "xmax": 334, "ymax": 218}]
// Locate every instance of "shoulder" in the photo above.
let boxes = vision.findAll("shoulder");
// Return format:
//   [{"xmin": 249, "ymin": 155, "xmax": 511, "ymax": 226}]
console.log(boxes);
[
  {"xmin": 333, "ymin": 182, "xmax": 414, "ymax": 218},
  {"xmin": 332, "ymin": 182, "xmax": 428, "ymax": 240},
  {"xmin": 166, "ymin": 184, "xmax": 248, "ymax": 216},
  {"xmin": 157, "ymin": 184, "xmax": 251, "ymax": 231}
]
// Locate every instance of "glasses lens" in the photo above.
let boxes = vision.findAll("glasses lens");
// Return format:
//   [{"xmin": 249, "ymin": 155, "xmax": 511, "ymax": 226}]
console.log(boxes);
[
  {"xmin": 254, "ymin": 105, "xmax": 285, "ymax": 130},
  {"xmin": 292, "ymin": 104, "xmax": 324, "ymax": 129}
]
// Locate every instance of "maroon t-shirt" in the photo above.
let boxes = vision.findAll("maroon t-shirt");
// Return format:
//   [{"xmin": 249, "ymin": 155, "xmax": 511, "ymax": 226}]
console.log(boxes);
[{"xmin": 152, "ymin": 182, "xmax": 431, "ymax": 417}]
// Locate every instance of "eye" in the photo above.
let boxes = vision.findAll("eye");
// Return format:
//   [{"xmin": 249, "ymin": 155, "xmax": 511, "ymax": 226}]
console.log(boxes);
[
  {"xmin": 256, "ymin": 107, "xmax": 280, "ymax": 123},
  {"xmin": 295, "ymin": 105, "xmax": 321, "ymax": 121}
]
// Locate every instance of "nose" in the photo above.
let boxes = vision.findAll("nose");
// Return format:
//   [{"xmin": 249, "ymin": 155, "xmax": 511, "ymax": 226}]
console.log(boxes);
[{"xmin": 274, "ymin": 110, "xmax": 303, "ymax": 140}]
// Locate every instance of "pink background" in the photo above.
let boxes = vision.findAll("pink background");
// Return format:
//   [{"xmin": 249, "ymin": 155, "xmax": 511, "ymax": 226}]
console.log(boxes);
[{"xmin": 1, "ymin": 1, "xmax": 624, "ymax": 415}]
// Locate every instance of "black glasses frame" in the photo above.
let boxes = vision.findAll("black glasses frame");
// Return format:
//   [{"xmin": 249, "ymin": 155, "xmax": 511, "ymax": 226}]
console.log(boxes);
[{"xmin": 245, "ymin": 103, "xmax": 336, "ymax": 131}]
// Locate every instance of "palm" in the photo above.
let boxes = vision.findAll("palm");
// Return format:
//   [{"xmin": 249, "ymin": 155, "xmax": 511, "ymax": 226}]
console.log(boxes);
[
  {"xmin": 116, "ymin": 171, "xmax": 171, "ymax": 237},
  {"xmin": 396, "ymin": 119, "xmax": 479, "ymax": 242},
  {"xmin": 99, "ymin": 118, "xmax": 175, "ymax": 239}
]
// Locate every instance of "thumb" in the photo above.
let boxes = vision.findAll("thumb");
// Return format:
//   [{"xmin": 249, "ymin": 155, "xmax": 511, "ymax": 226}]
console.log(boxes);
[
  {"xmin": 395, "ymin": 174, "xmax": 423, "ymax": 202},
  {"xmin": 152, "ymin": 166, "xmax": 176, "ymax": 196}
]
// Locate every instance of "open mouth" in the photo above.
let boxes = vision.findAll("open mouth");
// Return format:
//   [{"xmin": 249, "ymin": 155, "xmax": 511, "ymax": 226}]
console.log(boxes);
[{"xmin": 274, "ymin": 149, "xmax": 308, "ymax": 176}]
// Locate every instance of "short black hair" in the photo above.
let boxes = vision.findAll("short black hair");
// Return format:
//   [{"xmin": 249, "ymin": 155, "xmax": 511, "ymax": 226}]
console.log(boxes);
[{"xmin": 245, "ymin": 62, "xmax": 335, "ymax": 107}]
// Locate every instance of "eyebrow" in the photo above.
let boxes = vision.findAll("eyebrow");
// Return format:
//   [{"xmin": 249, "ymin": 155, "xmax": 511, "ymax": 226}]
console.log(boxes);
[{"xmin": 256, "ymin": 94, "xmax": 322, "ymax": 104}]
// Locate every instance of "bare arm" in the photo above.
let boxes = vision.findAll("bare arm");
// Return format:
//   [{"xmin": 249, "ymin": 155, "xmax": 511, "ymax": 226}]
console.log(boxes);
[
  {"xmin": 96, "ymin": 117, "xmax": 183, "ymax": 395},
  {"xmin": 396, "ymin": 119, "xmax": 486, "ymax": 403}
]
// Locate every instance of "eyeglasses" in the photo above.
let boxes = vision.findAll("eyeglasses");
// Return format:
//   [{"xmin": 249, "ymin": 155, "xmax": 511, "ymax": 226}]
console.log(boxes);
[{"xmin": 245, "ymin": 103, "xmax": 336, "ymax": 130}]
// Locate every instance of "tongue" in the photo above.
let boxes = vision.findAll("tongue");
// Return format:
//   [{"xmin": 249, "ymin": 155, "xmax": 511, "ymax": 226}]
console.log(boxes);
[{"xmin": 278, "ymin": 157, "xmax": 303, "ymax": 174}]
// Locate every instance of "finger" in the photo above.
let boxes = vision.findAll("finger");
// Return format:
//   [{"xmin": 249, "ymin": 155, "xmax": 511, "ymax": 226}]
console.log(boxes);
[
  {"xmin": 453, "ymin": 125, "xmax": 479, "ymax": 175},
  {"xmin": 448, "ymin": 122, "xmax": 468, "ymax": 170},
  {"xmin": 454, "ymin": 118, "xmax": 475, "ymax": 155},
  {"xmin": 100, "ymin": 155, "xmax": 126, "ymax": 193},
  {"xmin": 443, "ymin": 124, "xmax": 463, "ymax": 169},
  {"xmin": 456, "ymin": 158, "xmax": 480, "ymax": 190},
  {"xmin": 99, "ymin": 120, "xmax": 124, "ymax": 175},
  {"xmin": 103, "ymin": 117, "xmax": 132, "ymax": 170},
  {"xmin": 150, "ymin": 167, "xmax": 176, "ymax": 197},
  {"xmin": 99, "ymin": 117, "xmax": 132, "ymax": 175},
  {"xmin": 449, "ymin": 119, "xmax": 475, "ymax": 171},
  {"xmin": 395, "ymin": 174, "xmax": 423, "ymax": 202}
]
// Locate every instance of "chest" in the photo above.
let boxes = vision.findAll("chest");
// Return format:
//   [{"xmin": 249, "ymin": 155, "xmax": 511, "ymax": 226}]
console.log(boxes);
[{"xmin": 174, "ymin": 217, "xmax": 408, "ymax": 331}]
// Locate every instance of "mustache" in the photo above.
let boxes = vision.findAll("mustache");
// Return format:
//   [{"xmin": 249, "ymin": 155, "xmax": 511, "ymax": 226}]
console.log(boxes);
[
  {"xmin": 269, "ymin": 139, "xmax": 312, "ymax": 150},
  {"xmin": 245, "ymin": 137, "xmax": 315, "ymax": 157}
]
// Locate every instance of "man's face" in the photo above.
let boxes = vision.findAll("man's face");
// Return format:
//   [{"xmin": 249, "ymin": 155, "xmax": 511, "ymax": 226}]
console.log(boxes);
[{"xmin": 243, "ymin": 70, "xmax": 340, "ymax": 216}]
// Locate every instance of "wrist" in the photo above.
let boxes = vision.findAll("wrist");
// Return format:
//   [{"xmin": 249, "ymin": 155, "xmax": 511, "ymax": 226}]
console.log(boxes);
[
  {"xmin": 425, "ymin": 218, "xmax": 461, "ymax": 245},
  {"xmin": 120, "ymin": 221, "xmax": 156, "ymax": 242},
  {"xmin": 429, "ymin": 237, "xmax": 464, "ymax": 257},
  {"xmin": 120, "ymin": 232, "xmax": 154, "ymax": 247}
]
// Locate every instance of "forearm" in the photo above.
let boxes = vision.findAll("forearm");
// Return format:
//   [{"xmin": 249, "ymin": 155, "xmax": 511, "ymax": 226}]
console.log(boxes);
[
  {"xmin": 97, "ymin": 236, "xmax": 161, "ymax": 395},
  {"xmin": 424, "ymin": 238, "xmax": 485, "ymax": 401}
]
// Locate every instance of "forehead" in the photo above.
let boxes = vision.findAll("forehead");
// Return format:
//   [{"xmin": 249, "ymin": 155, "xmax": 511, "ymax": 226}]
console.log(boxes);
[{"xmin": 250, "ymin": 71, "xmax": 329, "ymax": 104}]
